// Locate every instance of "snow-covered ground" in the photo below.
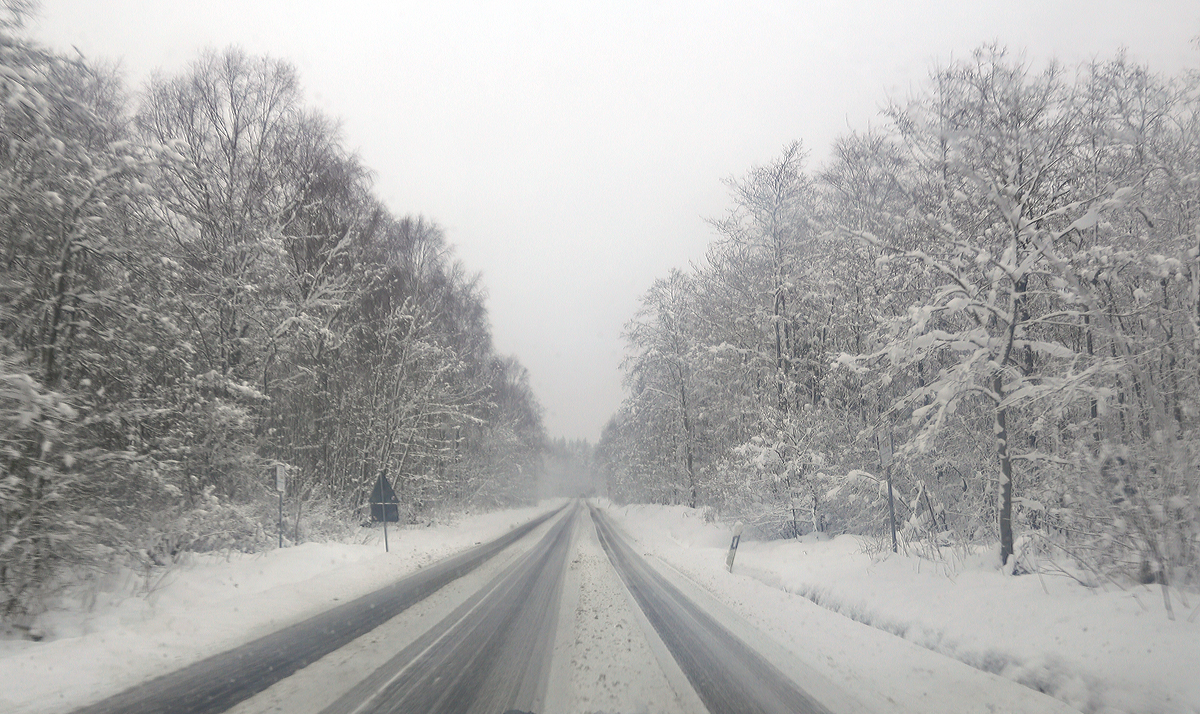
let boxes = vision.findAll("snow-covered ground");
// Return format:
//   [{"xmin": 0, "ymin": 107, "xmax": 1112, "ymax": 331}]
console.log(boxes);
[
  {"xmin": 6, "ymin": 497, "xmax": 1192, "ymax": 714},
  {"xmin": 0, "ymin": 500, "xmax": 564, "ymax": 714},
  {"xmin": 599, "ymin": 500, "xmax": 1199, "ymax": 714}
]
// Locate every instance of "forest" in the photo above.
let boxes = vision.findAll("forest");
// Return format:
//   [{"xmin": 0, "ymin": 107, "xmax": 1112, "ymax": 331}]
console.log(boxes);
[
  {"xmin": 598, "ymin": 45, "xmax": 1200, "ymax": 610},
  {"xmin": 0, "ymin": 22, "xmax": 545, "ymax": 617}
]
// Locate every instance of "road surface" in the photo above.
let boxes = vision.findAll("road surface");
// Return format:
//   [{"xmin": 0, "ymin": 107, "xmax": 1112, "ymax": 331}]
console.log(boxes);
[
  {"xmin": 70, "ymin": 500, "xmax": 855, "ymax": 714},
  {"xmin": 68, "ymin": 505, "xmax": 566, "ymax": 714},
  {"xmin": 317, "ymin": 502, "xmax": 575, "ymax": 714},
  {"xmin": 589, "ymin": 503, "xmax": 836, "ymax": 714}
]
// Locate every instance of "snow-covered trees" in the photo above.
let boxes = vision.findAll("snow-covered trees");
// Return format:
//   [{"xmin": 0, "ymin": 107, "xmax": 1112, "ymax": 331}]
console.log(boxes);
[
  {"xmin": 856, "ymin": 47, "xmax": 1200, "ymax": 591},
  {"xmin": 601, "ymin": 44, "xmax": 1200, "ymax": 593},
  {"xmin": 0, "ymin": 29, "xmax": 545, "ymax": 618},
  {"xmin": 855, "ymin": 47, "xmax": 1105, "ymax": 566},
  {"xmin": 621, "ymin": 269, "xmax": 705, "ymax": 507},
  {"xmin": 0, "ymin": 21, "xmax": 164, "ymax": 617}
]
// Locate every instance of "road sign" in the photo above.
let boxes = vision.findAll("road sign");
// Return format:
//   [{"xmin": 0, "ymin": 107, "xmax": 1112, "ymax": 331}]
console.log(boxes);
[
  {"xmin": 878, "ymin": 428, "xmax": 893, "ymax": 468},
  {"xmin": 370, "ymin": 472, "xmax": 400, "ymax": 553},
  {"xmin": 370, "ymin": 473, "xmax": 399, "ymax": 522}
]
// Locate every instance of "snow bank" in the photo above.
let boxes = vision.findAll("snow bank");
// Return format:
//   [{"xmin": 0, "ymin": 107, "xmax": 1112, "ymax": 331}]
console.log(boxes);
[
  {"xmin": 0, "ymin": 500, "xmax": 564, "ymax": 714},
  {"xmin": 601, "ymin": 500, "xmax": 1199, "ymax": 714}
]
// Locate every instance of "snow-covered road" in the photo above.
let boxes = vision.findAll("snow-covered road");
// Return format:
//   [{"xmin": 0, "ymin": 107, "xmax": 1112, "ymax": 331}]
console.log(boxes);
[
  {"xmin": 4, "ymin": 499, "xmax": 1103, "ymax": 713},
  {"xmin": 230, "ymin": 502, "xmax": 849, "ymax": 714}
]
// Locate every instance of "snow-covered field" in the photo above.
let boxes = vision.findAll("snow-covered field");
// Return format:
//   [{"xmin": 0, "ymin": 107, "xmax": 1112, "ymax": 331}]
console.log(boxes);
[
  {"xmin": 599, "ymin": 500, "xmax": 1200, "ymax": 714},
  {"xmin": 0, "ymin": 501, "xmax": 564, "ymax": 714}
]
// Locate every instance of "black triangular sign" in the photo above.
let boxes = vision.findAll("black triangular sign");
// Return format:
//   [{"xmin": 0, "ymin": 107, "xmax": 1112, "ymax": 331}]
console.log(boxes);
[{"xmin": 370, "ymin": 473, "xmax": 399, "ymax": 522}]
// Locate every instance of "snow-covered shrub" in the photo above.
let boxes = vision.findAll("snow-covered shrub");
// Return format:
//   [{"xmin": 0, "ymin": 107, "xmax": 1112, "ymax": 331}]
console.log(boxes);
[
  {"xmin": 0, "ymin": 354, "xmax": 139, "ymax": 617},
  {"xmin": 1035, "ymin": 442, "xmax": 1199, "ymax": 594},
  {"xmin": 292, "ymin": 493, "xmax": 365, "ymax": 542}
]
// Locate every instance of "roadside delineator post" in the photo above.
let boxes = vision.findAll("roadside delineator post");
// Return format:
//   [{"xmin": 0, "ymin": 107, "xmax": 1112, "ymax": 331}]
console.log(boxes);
[
  {"xmin": 726, "ymin": 520, "xmax": 744, "ymax": 572},
  {"xmin": 274, "ymin": 463, "xmax": 286, "ymax": 548},
  {"xmin": 879, "ymin": 427, "xmax": 897, "ymax": 554}
]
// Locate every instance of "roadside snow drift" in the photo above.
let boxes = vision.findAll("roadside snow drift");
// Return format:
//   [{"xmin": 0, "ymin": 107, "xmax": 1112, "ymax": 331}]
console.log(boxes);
[{"xmin": 600, "ymin": 501, "xmax": 1199, "ymax": 714}]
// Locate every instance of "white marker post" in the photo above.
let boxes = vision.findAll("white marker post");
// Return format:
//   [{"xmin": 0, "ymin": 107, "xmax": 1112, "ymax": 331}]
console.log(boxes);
[
  {"xmin": 726, "ymin": 521, "xmax": 744, "ymax": 572},
  {"xmin": 275, "ymin": 464, "xmax": 286, "ymax": 549},
  {"xmin": 879, "ymin": 429, "xmax": 897, "ymax": 553}
]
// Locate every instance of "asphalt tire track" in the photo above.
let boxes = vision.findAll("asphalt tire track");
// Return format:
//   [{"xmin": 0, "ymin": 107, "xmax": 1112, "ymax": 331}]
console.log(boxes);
[
  {"xmin": 68, "ymin": 504, "xmax": 568, "ymax": 714},
  {"xmin": 320, "ymin": 503, "xmax": 578, "ymax": 714},
  {"xmin": 589, "ymin": 503, "xmax": 835, "ymax": 714}
]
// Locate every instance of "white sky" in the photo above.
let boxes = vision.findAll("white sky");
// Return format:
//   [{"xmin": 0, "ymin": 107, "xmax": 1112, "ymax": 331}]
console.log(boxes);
[{"xmin": 31, "ymin": 1, "xmax": 1199, "ymax": 441}]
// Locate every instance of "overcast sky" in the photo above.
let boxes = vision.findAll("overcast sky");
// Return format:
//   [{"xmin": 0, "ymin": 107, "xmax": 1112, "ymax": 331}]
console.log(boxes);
[{"xmin": 31, "ymin": 1, "xmax": 1199, "ymax": 441}]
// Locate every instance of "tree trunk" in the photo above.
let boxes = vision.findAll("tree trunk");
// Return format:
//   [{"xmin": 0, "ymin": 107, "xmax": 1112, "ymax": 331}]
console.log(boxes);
[
  {"xmin": 680, "ymin": 380, "xmax": 697, "ymax": 509},
  {"xmin": 41, "ymin": 234, "xmax": 76, "ymax": 389},
  {"xmin": 994, "ymin": 374, "xmax": 1015, "ymax": 567}
]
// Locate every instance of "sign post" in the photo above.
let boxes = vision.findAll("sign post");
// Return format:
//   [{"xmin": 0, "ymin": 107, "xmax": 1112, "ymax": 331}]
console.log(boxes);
[
  {"xmin": 879, "ymin": 429, "xmax": 897, "ymax": 553},
  {"xmin": 726, "ymin": 521, "xmax": 744, "ymax": 572},
  {"xmin": 275, "ymin": 464, "xmax": 286, "ymax": 549},
  {"xmin": 370, "ymin": 472, "xmax": 400, "ymax": 552}
]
